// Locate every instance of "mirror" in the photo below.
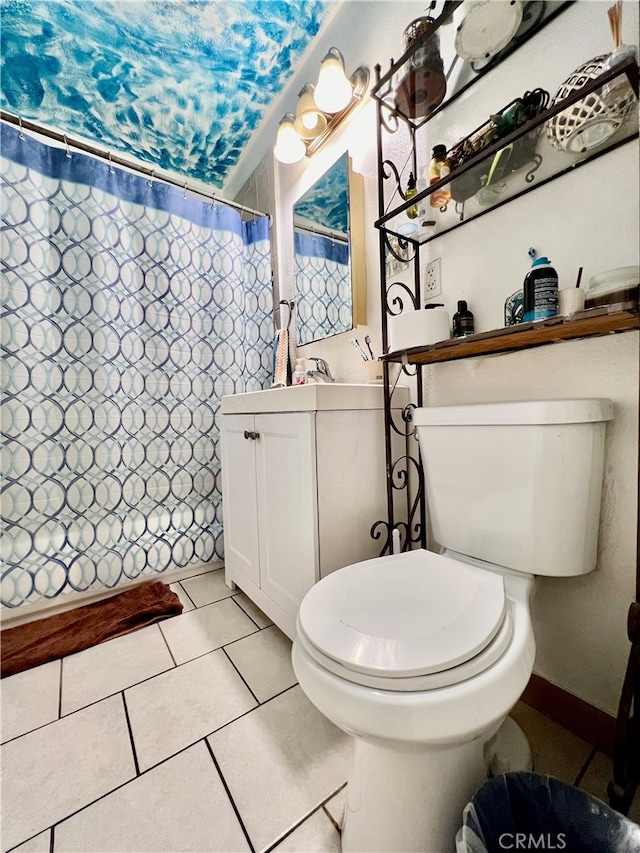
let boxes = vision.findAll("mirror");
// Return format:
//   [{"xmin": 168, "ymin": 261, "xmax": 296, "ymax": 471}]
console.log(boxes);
[{"xmin": 293, "ymin": 153, "xmax": 365, "ymax": 345}]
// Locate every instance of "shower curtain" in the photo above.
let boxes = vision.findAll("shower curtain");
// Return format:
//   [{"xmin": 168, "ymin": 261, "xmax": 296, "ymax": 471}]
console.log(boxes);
[
  {"xmin": 294, "ymin": 229, "xmax": 351, "ymax": 345},
  {"xmin": 0, "ymin": 122, "xmax": 273, "ymax": 610}
]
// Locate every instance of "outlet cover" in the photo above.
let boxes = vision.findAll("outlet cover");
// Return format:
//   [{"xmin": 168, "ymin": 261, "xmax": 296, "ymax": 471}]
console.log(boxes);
[{"xmin": 423, "ymin": 258, "xmax": 442, "ymax": 299}]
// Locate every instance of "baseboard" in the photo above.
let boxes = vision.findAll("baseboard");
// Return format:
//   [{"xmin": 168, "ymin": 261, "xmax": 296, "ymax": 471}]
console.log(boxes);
[
  {"xmin": 0, "ymin": 560, "xmax": 224, "ymax": 629},
  {"xmin": 522, "ymin": 672, "xmax": 617, "ymax": 756}
]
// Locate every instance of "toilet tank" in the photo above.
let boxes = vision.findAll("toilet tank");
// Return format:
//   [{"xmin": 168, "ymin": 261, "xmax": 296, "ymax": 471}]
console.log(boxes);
[{"xmin": 413, "ymin": 400, "xmax": 614, "ymax": 577}]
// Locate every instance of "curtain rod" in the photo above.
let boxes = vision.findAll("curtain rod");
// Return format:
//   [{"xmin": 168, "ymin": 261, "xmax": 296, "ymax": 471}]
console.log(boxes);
[
  {"xmin": 0, "ymin": 111, "xmax": 269, "ymax": 221},
  {"xmin": 294, "ymin": 221, "xmax": 348, "ymax": 243}
]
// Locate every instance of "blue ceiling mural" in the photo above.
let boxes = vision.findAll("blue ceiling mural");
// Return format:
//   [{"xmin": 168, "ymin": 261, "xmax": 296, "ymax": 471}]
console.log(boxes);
[
  {"xmin": 0, "ymin": 0, "xmax": 332, "ymax": 188},
  {"xmin": 294, "ymin": 152, "xmax": 348, "ymax": 233}
]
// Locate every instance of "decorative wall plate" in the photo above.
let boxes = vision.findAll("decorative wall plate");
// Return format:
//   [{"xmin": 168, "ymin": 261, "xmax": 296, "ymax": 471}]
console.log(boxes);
[{"xmin": 455, "ymin": 0, "xmax": 523, "ymax": 62}]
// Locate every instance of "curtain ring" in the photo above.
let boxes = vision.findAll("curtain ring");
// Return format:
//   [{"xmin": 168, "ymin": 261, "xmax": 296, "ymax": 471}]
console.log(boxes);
[
  {"xmin": 183, "ymin": 181, "xmax": 188, "ymax": 199},
  {"xmin": 108, "ymin": 151, "xmax": 115, "ymax": 174},
  {"xmin": 63, "ymin": 134, "xmax": 72, "ymax": 158},
  {"xmin": 18, "ymin": 116, "xmax": 25, "ymax": 140},
  {"xmin": 147, "ymin": 169, "xmax": 155, "ymax": 188},
  {"xmin": 210, "ymin": 195, "xmax": 216, "ymax": 212}
]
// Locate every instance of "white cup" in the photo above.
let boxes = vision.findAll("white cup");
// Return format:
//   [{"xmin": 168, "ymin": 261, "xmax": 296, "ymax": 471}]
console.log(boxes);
[
  {"xmin": 558, "ymin": 288, "xmax": 586, "ymax": 316},
  {"xmin": 364, "ymin": 361, "xmax": 384, "ymax": 383}
]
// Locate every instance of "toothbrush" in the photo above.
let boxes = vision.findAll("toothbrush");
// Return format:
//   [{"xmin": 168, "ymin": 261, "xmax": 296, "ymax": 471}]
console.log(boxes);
[
  {"xmin": 350, "ymin": 337, "xmax": 369, "ymax": 361},
  {"xmin": 364, "ymin": 335, "xmax": 375, "ymax": 360}
]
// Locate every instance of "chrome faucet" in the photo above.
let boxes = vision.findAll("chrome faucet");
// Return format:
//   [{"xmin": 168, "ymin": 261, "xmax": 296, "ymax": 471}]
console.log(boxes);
[{"xmin": 306, "ymin": 357, "xmax": 335, "ymax": 383}]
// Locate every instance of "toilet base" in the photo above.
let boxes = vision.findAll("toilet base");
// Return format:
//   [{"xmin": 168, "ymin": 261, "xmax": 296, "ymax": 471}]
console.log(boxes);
[
  {"xmin": 342, "ymin": 736, "xmax": 489, "ymax": 853},
  {"xmin": 487, "ymin": 716, "xmax": 533, "ymax": 777}
]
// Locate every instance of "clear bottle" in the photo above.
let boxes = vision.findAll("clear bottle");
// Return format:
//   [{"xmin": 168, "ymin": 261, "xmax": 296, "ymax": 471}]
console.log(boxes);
[
  {"xmin": 292, "ymin": 358, "xmax": 307, "ymax": 385},
  {"xmin": 405, "ymin": 171, "xmax": 418, "ymax": 219},
  {"xmin": 416, "ymin": 166, "xmax": 428, "ymax": 218},
  {"xmin": 429, "ymin": 145, "xmax": 451, "ymax": 209}
]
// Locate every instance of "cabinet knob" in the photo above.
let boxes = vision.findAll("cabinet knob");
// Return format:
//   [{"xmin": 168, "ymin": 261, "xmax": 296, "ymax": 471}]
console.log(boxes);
[{"xmin": 243, "ymin": 430, "xmax": 260, "ymax": 440}]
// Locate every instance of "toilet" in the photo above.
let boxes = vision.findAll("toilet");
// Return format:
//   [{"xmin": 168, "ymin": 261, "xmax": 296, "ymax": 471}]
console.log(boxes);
[{"xmin": 292, "ymin": 398, "xmax": 614, "ymax": 852}]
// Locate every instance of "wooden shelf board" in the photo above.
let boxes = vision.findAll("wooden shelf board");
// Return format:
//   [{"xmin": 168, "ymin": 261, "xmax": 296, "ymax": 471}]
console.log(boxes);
[{"xmin": 383, "ymin": 306, "xmax": 639, "ymax": 365}]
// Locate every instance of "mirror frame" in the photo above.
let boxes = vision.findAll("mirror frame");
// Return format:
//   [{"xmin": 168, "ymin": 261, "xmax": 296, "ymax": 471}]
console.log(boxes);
[{"xmin": 292, "ymin": 153, "xmax": 366, "ymax": 346}]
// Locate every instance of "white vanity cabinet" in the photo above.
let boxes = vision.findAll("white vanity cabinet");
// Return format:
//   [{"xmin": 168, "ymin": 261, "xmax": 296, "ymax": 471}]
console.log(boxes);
[{"xmin": 220, "ymin": 384, "xmax": 408, "ymax": 639}]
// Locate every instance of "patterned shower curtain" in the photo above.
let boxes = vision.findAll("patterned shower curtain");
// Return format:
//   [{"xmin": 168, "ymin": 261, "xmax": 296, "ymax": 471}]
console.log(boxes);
[
  {"xmin": 294, "ymin": 229, "xmax": 351, "ymax": 345},
  {"xmin": 0, "ymin": 122, "xmax": 273, "ymax": 610}
]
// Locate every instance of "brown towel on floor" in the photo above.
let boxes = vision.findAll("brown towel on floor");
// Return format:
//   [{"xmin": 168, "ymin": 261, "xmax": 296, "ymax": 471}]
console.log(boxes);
[{"xmin": 1, "ymin": 581, "xmax": 183, "ymax": 678}]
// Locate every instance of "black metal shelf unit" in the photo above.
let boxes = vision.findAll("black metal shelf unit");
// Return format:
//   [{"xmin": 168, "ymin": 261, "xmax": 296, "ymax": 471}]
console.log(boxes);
[
  {"xmin": 370, "ymin": 1, "xmax": 639, "ymax": 556},
  {"xmin": 375, "ymin": 59, "xmax": 638, "ymax": 246}
]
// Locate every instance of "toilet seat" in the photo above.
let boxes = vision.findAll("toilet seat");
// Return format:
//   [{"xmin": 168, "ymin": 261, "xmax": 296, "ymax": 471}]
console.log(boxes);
[{"xmin": 297, "ymin": 550, "xmax": 513, "ymax": 692}]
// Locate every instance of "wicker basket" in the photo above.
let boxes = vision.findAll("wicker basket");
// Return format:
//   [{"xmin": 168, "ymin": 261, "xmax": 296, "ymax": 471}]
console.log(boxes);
[{"xmin": 546, "ymin": 54, "xmax": 636, "ymax": 154}]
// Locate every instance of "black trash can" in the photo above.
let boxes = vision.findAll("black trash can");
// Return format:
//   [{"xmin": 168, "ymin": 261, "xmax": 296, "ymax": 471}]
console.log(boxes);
[{"xmin": 456, "ymin": 772, "xmax": 640, "ymax": 853}]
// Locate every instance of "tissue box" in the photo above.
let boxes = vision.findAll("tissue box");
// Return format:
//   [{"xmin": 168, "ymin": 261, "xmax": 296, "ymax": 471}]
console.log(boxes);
[{"xmin": 387, "ymin": 308, "xmax": 450, "ymax": 353}]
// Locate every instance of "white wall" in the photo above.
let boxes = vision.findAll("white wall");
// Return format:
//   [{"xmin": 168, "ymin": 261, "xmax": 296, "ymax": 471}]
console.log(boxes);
[{"xmin": 252, "ymin": 0, "xmax": 639, "ymax": 716}]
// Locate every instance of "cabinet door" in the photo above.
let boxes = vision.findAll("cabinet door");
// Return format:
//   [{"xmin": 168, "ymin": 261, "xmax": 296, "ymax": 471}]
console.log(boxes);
[
  {"xmin": 255, "ymin": 412, "xmax": 318, "ymax": 619},
  {"xmin": 220, "ymin": 413, "xmax": 260, "ymax": 587}
]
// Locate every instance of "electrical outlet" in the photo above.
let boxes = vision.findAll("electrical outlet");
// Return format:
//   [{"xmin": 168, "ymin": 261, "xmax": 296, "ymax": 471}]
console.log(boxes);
[{"xmin": 423, "ymin": 258, "xmax": 442, "ymax": 299}]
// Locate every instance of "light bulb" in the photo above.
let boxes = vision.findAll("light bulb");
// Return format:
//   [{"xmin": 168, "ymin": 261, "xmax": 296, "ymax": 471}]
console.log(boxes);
[
  {"xmin": 314, "ymin": 48, "xmax": 353, "ymax": 114},
  {"xmin": 302, "ymin": 112, "xmax": 320, "ymax": 130},
  {"xmin": 274, "ymin": 114, "xmax": 306, "ymax": 164},
  {"xmin": 294, "ymin": 83, "xmax": 327, "ymax": 140}
]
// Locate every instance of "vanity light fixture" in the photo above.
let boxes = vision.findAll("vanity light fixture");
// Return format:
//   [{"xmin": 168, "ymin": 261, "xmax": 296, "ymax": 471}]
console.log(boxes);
[
  {"xmin": 274, "ymin": 113, "xmax": 307, "ymax": 164},
  {"xmin": 274, "ymin": 48, "xmax": 369, "ymax": 164},
  {"xmin": 294, "ymin": 83, "xmax": 327, "ymax": 140}
]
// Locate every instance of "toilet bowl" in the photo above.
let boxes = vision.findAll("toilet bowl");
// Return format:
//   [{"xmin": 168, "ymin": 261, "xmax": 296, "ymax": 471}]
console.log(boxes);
[
  {"xmin": 292, "ymin": 399, "xmax": 613, "ymax": 852},
  {"xmin": 293, "ymin": 550, "xmax": 535, "ymax": 852}
]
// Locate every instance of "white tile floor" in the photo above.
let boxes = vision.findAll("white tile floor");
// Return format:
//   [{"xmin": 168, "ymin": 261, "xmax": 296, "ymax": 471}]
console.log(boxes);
[{"xmin": 1, "ymin": 565, "xmax": 638, "ymax": 853}]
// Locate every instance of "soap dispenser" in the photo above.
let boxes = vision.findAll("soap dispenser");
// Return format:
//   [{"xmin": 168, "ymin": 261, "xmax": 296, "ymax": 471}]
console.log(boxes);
[{"xmin": 292, "ymin": 359, "xmax": 307, "ymax": 385}]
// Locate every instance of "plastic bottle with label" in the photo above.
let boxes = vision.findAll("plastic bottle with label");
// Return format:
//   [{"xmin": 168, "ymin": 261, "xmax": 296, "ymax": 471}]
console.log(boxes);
[
  {"xmin": 292, "ymin": 359, "xmax": 307, "ymax": 385},
  {"xmin": 429, "ymin": 145, "xmax": 451, "ymax": 209},
  {"xmin": 522, "ymin": 250, "xmax": 559, "ymax": 322}
]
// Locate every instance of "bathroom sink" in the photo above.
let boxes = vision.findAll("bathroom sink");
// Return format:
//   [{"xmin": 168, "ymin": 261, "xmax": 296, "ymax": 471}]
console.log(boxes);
[{"xmin": 220, "ymin": 383, "xmax": 408, "ymax": 414}]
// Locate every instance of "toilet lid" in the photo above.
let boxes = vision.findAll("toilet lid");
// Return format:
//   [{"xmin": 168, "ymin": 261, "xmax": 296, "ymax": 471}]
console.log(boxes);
[{"xmin": 298, "ymin": 550, "xmax": 506, "ymax": 679}]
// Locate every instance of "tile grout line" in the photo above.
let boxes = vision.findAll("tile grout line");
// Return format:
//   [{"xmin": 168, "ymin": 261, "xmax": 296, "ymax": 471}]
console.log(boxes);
[
  {"xmin": 164, "ymin": 625, "xmax": 261, "ymax": 667},
  {"xmin": 204, "ymin": 738, "xmax": 256, "ymax": 853},
  {"xmin": 176, "ymin": 580, "xmax": 197, "ymax": 611},
  {"xmin": 229, "ymin": 593, "xmax": 266, "ymax": 630},
  {"xmin": 157, "ymin": 621, "xmax": 179, "ymax": 668},
  {"xmin": 574, "ymin": 745, "xmax": 598, "ymax": 789},
  {"xmin": 57, "ymin": 657, "xmax": 63, "ymax": 720},
  {"xmin": 221, "ymin": 646, "xmax": 260, "ymax": 705},
  {"xmin": 322, "ymin": 803, "xmax": 342, "ymax": 835},
  {"xmin": 321, "ymin": 781, "xmax": 348, "ymax": 835},
  {"xmin": 1, "ymin": 637, "xmax": 265, "ymax": 747},
  {"xmin": 121, "ymin": 691, "xmax": 141, "ymax": 777},
  {"xmin": 262, "ymin": 791, "xmax": 346, "ymax": 853},
  {"xmin": 40, "ymin": 738, "xmax": 225, "ymax": 840}
]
